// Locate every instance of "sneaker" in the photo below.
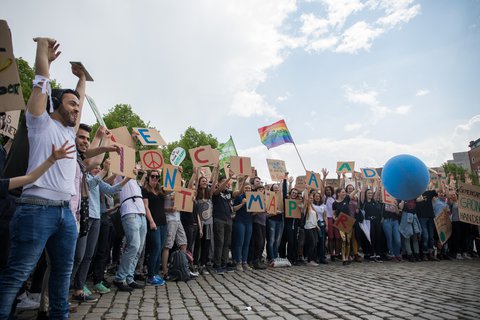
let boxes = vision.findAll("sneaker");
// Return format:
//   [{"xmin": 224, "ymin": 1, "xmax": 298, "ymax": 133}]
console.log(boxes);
[
  {"xmin": 463, "ymin": 253, "xmax": 472, "ymax": 260},
  {"xmin": 214, "ymin": 267, "xmax": 225, "ymax": 275},
  {"xmin": 83, "ymin": 285, "xmax": 93, "ymax": 296},
  {"xmin": 242, "ymin": 263, "xmax": 252, "ymax": 271},
  {"xmin": 225, "ymin": 265, "xmax": 236, "ymax": 273},
  {"xmin": 16, "ymin": 293, "xmax": 40, "ymax": 311},
  {"xmin": 199, "ymin": 266, "xmax": 210, "ymax": 275},
  {"xmin": 236, "ymin": 264, "xmax": 244, "ymax": 272},
  {"xmin": 113, "ymin": 280, "xmax": 134, "ymax": 292},
  {"xmin": 456, "ymin": 253, "xmax": 464, "ymax": 260},
  {"xmin": 189, "ymin": 271, "xmax": 199, "ymax": 277},
  {"xmin": 307, "ymin": 261, "xmax": 319, "ymax": 267},
  {"xmin": 147, "ymin": 276, "xmax": 165, "ymax": 286},
  {"xmin": 101, "ymin": 279, "xmax": 112, "ymax": 288},
  {"xmin": 128, "ymin": 281, "xmax": 145, "ymax": 289},
  {"xmin": 93, "ymin": 282, "xmax": 111, "ymax": 294},
  {"xmin": 71, "ymin": 292, "xmax": 98, "ymax": 303}
]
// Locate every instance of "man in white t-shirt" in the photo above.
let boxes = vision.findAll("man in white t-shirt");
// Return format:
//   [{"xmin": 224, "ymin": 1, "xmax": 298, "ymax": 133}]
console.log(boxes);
[
  {"xmin": 113, "ymin": 176, "xmax": 147, "ymax": 291},
  {"xmin": 0, "ymin": 38, "xmax": 85, "ymax": 319}
]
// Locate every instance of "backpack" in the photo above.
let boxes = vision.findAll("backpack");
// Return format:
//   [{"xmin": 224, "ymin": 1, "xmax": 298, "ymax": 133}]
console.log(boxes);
[{"xmin": 168, "ymin": 251, "xmax": 191, "ymax": 282}]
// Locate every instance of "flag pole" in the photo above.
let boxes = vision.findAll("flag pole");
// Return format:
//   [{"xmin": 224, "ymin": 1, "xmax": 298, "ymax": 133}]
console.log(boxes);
[
  {"xmin": 292, "ymin": 142, "xmax": 307, "ymax": 172},
  {"xmin": 230, "ymin": 135, "xmax": 239, "ymax": 155}
]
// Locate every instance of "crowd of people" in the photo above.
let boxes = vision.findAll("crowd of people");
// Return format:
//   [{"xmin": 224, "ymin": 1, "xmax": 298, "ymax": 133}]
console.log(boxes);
[{"xmin": 0, "ymin": 37, "xmax": 479, "ymax": 320}]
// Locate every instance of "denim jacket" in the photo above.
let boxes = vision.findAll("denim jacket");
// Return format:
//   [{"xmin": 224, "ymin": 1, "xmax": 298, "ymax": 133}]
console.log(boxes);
[{"xmin": 399, "ymin": 211, "xmax": 422, "ymax": 238}]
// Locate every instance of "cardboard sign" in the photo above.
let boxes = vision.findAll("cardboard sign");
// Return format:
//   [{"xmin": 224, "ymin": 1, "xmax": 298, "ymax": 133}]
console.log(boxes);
[
  {"xmin": 265, "ymin": 191, "xmax": 283, "ymax": 215},
  {"xmin": 140, "ymin": 149, "xmax": 164, "ymax": 170},
  {"xmin": 170, "ymin": 147, "xmax": 186, "ymax": 166},
  {"xmin": 0, "ymin": 21, "xmax": 25, "ymax": 112},
  {"xmin": 284, "ymin": 199, "xmax": 302, "ymax": 219},
  {"xmin": 199, "ymin": 166, "xmax": 212, "ymax": 182},
  {"xmin": 189, "ymin": 145, "xmax": 215, "ymax": 168},
  {"xmin": 109, "ymin": 144, "xmax": 136, "ymax": 179},
  {"xmin": 85, "ymin": 95, "xmax": 106, "ymax": 127},
  {"xmin": 210, "ymin": 149, "xmax": 220, "ymax": 165},
  {"xmin": 361, "ymin": 168, "xmax": 379, "ymax": 179},
  {"xmin": 336, "ymin": 161, "xmax": 355, "ymax": 174},
  {"xmin": 382, "ymin": 188, "xmax": 396, "ymax": 205},
  {"xmin": 174, "ymin": 188, "xmax": 195, "ymax": 213},
  {"xmin": 306, "ymin": 171, "xmax": 322, "ymax": 190},
  {"xmin": 110, "ymin": 126, "xmax": 135, "ymax": 148},
  {"xmin": 434, "ymin": 208, "xmax": 452, "ymax": 245},
  {"xmin": 133, "ymin": 128, "xmax": 167, "ymax": 146},
  {"xmin": 333, "ymin": 213, "xmax": 356, "ymax": 233},
  {"xmin": 246, "ymin": 191, "xmax": 265, "ymax": 213},
  {"xmin": 163, "ymin": 164, "xmax": 182, "ymax": 191},
  {"xmin": 295, "ymin": 175, "xmax": 306, "ymax": 192},
  {"xmin": 266, "ymin": 159, "xmax": 286, "ymax": 182},
  {"xmin": 458, "ymin": 183, "xmax": 480, "ymax": 226},
  {"xmin": 230, "ymin": 156, "xmax": 251, "ymax": 176},
  {"xmin": 0, "ymin": 110, "xmax": 20, "ymax": 138}
]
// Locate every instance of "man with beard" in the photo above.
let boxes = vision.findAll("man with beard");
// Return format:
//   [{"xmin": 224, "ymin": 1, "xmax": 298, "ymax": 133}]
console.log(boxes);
[{"xmin": 0, "ymin": 37, "xmax": 86, "ymax": 319}]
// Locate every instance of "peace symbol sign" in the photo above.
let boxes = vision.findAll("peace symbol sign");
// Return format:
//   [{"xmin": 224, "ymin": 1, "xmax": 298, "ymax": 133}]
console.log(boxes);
[{"xmin": 142, "ymin": 151, "xmax": 164, "ymax": 170}]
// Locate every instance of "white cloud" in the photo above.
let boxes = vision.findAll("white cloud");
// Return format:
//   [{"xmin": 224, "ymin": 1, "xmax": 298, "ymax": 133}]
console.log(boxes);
[
  {"xmin": 276, "ymin": 92, "xmax": 291, "ymax": 102},
  {"xmin": 230, "ymin": 90, "xmax": 281, "ymax": 118},
  {"xmin": 453, "ymin": 114, "xmax": 480, "ymax": 138},
  {"xmin": 415, "ymin": 89, "xmax": 430, "ymax": 96},
  {"xmin": 344, "ymin": 122, "xmax": 363, "ymax": 131},
  {"xmin": 300, "ymin": 0, "xmax": 421, "ymax": 54},
  {"xmin": 343, "ymin": 85, "xmax": 411, "ymax": 125}
]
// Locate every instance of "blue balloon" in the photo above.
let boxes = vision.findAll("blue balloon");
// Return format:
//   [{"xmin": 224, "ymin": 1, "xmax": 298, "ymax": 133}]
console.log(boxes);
[{"xmin": 381, "ymin": 154, "xmax": 429, "ymax": 201}]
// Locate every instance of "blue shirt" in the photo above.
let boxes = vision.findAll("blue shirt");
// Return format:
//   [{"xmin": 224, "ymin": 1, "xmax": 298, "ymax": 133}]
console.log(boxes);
[{"xmin": 87, "ymin": 174, "xmax": 123, "ymax": 219}]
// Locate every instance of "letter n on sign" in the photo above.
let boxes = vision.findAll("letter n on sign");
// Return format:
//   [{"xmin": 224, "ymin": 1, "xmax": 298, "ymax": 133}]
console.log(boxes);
[{"xmin": 163, "ymin": 164, "xmax": 182, "ymax": 191}]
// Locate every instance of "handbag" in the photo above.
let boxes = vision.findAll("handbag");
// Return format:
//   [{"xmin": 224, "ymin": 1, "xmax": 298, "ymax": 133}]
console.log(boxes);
[{"xmin": 78, "ymin": 159, "xmax": 90, "ymax": 237}]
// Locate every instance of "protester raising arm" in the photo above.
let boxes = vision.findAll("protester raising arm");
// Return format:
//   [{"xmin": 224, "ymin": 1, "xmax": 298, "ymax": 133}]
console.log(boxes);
[
  {"xmin": 7, "ymin": 141, "xmax": 75, "ymax": 190},
  {"xmin": 72, "ymin": 63, "xmax": 86, "ymax": 132}
]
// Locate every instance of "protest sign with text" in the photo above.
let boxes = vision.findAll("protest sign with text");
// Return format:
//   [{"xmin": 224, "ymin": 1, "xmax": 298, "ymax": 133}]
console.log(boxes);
[
  {"xmin": 336, "ymin": 161, "xmax": 355, "ymax": 174},
  {"xmin": 458, "ymin": 183, "xmax": 480, "ymax": 226},
  {"xmin": 0, "ymin": 110, "xmax": 20, "ymax": 138},
  {"xmin": 333, "ymin": 213, "xmax": 356, "ymax": 233},
  {"xmin": 230, "ymin": 156, "xmax": 252, "ymax": 176},
  {"xmin": 284, "ymin": 199, "xmax": 302, "ymax": 219},
  {"xmin": 133, "ymin": 128, "xmax": 167, "ymax": 146},
  {"xmin": 109, "ymin": 144, "xmax": 136, "ymax": 179},
  {"xmin": 163, "ymin": 164, "xmax": 182, "ymax": 191},
  {"xmin": 266, "ymin": 159, "xmax": 287, "ymax": 182},
  {"xmin": 174, "ymin": 188, "xmax": 195, "ymax": 213},
  {"xmin": 189, "ymin": 145, "xmax": 215, "ymax": 168},
  {"xmin": 246, "ymin": 191, "xmax": 265, "ymax": 213},
  {"xmin": 434, "ymin": 208, "xmax": 452, "ymax": 245}
]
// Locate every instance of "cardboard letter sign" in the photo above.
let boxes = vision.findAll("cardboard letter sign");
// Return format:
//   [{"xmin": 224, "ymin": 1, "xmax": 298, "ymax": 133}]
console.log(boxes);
[
  {"xmin": 163, "ymin": 164, "xmax": 182, "ymax": 191},
  {"xmin": 382, "ymin": 188, "xmax": 396, "ymax": 205},
  {"xmin": 295, "ymin": 176, "xmax": 307, "ymax": 192},
  {"xmin": 189, "ymin": 145, "xmax": 214, "ymax": 168},
  {"xmin": 333, "ymin": 213, "xmax": 356, "ymax": 233},
  {"xmin": 266, "ymin": 159, "xmax": 287, "ymax": 182},
  {"xmin": 174, "ymin": 188, "xmax": 195, "ymax": 213},
  {"xmin": 110, "ymin": 126, "xmax": 136, "ymax": 148},
  {"xmin": 285, "ymin": 199, "xmax": 302, "ymax": 219},
  {"xmin": 0, "ymin": 20, "xmax": 25, "ymax": 112},
  {"xmin": 110, "ymin": 144, "xmax": 136, "ymax": 179},
  {"xmin": 336, "ymin": 161, "xmax": 355, "ymax": 174},
  {"xmin": 458, "ymin": 183, "xmax": 480, "ymax": 226},
  {"xmin": 434, "ymin": 208, "xmax": 452, "ymax": 245},
  {"xmin": 246, "ymin": 191, "xmax": 265, "ymax": 213},
  {"xmin": 361, "ymin": 168, "xmax": 379, "ymax": 179},
  {"xmin": 133, "ymin": 128, "xmax": 167, "ymax": 146},
  {"xmin": 265, "ymin": 191, "xmax": 280, "ymax": 215},
  {"xmin": 230, "ymin": 156, "xmax": 251, "ymax": 176},
  {"xmin": 306, "ymin": 171, "xmax": 322, "ymax": 190},
  {"xmin": 0, "ymin": 110, "xmax": 20, "ymax": 139},
  {"xmin": 140, "ymin": 150, "xmax": 164, "ymax": 170}
]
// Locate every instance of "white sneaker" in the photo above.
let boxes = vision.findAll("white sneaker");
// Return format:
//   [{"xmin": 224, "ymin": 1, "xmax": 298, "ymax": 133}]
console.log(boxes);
[
  {"xmin": 189, "ymin": 271, "xmax": 199, "ymax": 278},
  {"xmin": 17, "ymin": 294, "xmax": 40, "ymax": 311},
  {"xmin": 456, "ymin": 253, "xmax": 464, "ymax": 260},
  {"xmin": 463, "ymin": 253, "xmax": 472, "ymax": 260},
  {"xmin": 307, "ymin": 261, "xmax": 319, "ymax": 267}
]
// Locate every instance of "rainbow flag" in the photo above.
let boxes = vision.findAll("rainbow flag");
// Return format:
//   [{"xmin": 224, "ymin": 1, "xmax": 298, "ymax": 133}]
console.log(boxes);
[{"xmin": 258, "ymin": 119, "xmax": 294, "ymax": 149}]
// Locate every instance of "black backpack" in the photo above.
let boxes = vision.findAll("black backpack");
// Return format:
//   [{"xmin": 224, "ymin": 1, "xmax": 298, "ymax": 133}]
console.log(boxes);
[{"xmin": 168, "ymin": 251, "xmax": 191, "ymax": 282}]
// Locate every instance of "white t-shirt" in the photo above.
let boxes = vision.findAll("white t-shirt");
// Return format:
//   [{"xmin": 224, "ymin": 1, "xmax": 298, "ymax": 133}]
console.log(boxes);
[
  {"xmin": 116, "ymin": 177, "xmax": 145, "ymax": 216},
  {"xmin": 22, "ymin": 112, "xmax": 77, "ymax": 201},
  {"xmin": 325, "ymin": 197, "xmax": 335, "ymax": 219},
  {"xmin": 165, "ymin": 193, "xmax": 180, "ymax": 222},
  {"xmin": 312, "ymin": 203, "xmax": 326, "ymax": 222}
]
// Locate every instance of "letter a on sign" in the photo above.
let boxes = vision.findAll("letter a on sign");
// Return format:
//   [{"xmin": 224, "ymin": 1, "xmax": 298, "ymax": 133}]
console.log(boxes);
[
  {"xmin": 306, "ymin": 171, "xmax": 321, "ymax": 189},
  {"xmin": 265, "ymin": 191, "xmax": 277, "ymax": 215},
  {"xmin": 336, "ymin": 161, "xmax": 355, "ymax": 174}
]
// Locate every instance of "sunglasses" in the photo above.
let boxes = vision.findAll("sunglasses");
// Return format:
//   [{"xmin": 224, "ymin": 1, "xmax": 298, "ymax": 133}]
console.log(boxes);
[{"xmin": 149, "ymin": 175, "xmax": 160, "ymax": 179}]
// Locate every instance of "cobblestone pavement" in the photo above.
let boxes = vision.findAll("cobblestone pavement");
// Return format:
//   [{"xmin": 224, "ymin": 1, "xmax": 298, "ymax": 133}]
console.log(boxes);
[{"xmin": 17, "ymin": 259, "xmax": 480, "ymax": 320}]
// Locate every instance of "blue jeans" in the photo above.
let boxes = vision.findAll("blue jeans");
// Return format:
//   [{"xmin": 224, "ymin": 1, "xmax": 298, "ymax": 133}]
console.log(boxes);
[
  {"xmin": 232, "ymin": 220, "xmax": 252, "ymax": 263},
  {"xmin": 266, "ymin": 219, "xmax": 284, "ymax": 260},
  {"xmin": 419, "ymin": 217, "xmax": 435, "ymax": 254},
  {"xmin": 115, "ymin": 214, "xmax": 147, "ymax": 283},
  {"xmin": 383, "ymin": 218, "xmax": 401, "ymax": 256},
  {"xmin": 146, "ymin": 224, "xmax": 167, "ymax": 277},
  {"xmin": 0, "ymin": 203, "xmax": 77, "ymax": 319}
]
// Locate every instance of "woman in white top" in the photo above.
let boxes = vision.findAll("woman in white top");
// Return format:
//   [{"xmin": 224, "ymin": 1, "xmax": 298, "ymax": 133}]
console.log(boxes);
[
  {"xmin": 312, "ymin": 191, "xmax": 328, "ymax": 264},
  {"xmin": 303, "ymin": 189, "xmax": 319, "ymax": 266}
]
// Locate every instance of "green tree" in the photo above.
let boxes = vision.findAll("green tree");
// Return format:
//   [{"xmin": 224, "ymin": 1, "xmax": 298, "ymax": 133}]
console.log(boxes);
[
  {"xmin": 442, "ymin": 162, "xmax": 479, "ymax": 186},
  {"xmin": 163, "ymin": 127, "xmax": 219, "ymax": 180}
]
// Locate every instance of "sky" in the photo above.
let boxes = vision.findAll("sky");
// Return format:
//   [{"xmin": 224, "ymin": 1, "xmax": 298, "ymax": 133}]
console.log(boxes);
[{"xmin": 3, "ymin": 0, "xmax": 480, "ymax": 181}]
